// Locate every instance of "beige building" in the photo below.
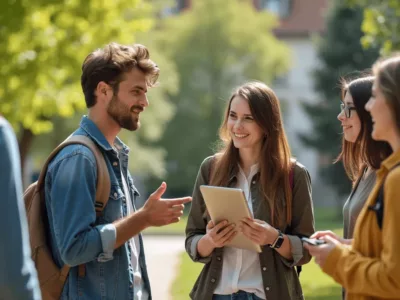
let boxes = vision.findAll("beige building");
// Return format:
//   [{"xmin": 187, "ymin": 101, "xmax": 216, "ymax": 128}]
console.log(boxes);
[{"xmin": 265, "ymin": 0, "xmax": 337, "ymax": 205}]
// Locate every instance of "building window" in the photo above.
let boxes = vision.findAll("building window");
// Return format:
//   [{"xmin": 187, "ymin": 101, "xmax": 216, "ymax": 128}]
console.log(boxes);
[{"xmin": 260, "ymin": 0, "xmax": 292, "ymax": 18}]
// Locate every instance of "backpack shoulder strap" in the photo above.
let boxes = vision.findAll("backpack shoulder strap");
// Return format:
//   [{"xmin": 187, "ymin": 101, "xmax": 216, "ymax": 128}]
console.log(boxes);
[
  {"xmin": 208, "ymin": 156, "xmax": 216, "ymax": 184},
  {"xmin": 289, "ymin": 165, "xmax": 295, "ymax": 190},
  {"xmin": 287, "ymin": 161, "xmax": 302, "ymax": 277},
  {"xmin": 286, "ymin": 161, "xmax": 296, "ymax": 226},
  {"xmin": 67, "ymin": 136, "xmax": 111, "ymax": 215},
  {"xmin": 37, "ymin": 135, "xmax": 110, "ymax": 215}
]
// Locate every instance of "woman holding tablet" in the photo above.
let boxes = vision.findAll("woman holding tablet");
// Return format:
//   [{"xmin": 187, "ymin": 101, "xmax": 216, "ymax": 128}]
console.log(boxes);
[
  {"xmin": 306, "ymin": 55, "xmax": 400, "ymax": 300},
  {"xmin": 185, "ymin": 81, "xmax": 315, "ymax": 300}
]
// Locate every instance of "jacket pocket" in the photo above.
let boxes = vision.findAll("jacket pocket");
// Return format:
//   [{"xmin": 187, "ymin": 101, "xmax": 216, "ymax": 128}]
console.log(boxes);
[{"xmin": 100, "ymin": 185, "xmax": 124, "ymax": 222}]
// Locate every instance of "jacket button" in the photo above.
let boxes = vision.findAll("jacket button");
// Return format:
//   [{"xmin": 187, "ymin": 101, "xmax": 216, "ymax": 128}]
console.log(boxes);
[
  {"xmin": 265, "ymin": 286, "xmax": 270, "ymax": 291},
  {"xmin": 217, "ymin": 256, "xmax": 221, "ymax": 261},
  {"xmin": 114, "ymin": 192, "xmax": 118, "ymax": 198},
  {"xmin": 211, "ymin": 278, "xmax": 216, "ymax": 283},
  {"xmin": 252, "ymin": 180, "xmax": 256, "ymax": 184},
  {"xmin": 262, "ymin": 267, "xmax": 267, "ymax": 271},
  {"xmin": 113, "ymin": 161, "xmax": 118, "ymax": 166}
]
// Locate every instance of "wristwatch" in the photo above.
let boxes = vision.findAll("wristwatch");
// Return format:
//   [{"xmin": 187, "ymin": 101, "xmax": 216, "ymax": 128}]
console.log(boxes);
[{"xmin": 270, "ymin": 229, "xmax": 284, "ymax": 249}]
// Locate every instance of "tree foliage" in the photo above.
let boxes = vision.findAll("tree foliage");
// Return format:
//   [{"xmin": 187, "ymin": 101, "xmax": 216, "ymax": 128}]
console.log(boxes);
[
  {"xmin": 347, "ymin": 0, "xmax": 400, "ymax": 54},
  {"xmin": 301, "ymin": 1, "xmax": 379, "ymax": 196},
  {"xmin": 152, "ymin": 0, "xmax": 290, "ymax": 195},
  {"xmin": 1, "ymin": 0, "xmax": 154, "ymax": 132},
  {"xmin": 0, "ymin": 0, "xmax": 177, "ymax": 178}
]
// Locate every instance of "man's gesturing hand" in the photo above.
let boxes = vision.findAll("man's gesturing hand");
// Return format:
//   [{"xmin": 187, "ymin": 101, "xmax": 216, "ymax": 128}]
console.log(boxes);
[{"xmin": 141, "ymin": 182, "xmax": 192, "ymax": 227}]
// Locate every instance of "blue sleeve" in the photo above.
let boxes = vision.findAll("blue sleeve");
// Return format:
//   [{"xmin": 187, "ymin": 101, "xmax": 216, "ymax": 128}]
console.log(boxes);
[
  {"xmin": 0, "ymin": 118, "xmax": 42, "ymax": 300},
  {"xmin": 47, "ymin": 149, "xmax": 116, "ymax": 267}
]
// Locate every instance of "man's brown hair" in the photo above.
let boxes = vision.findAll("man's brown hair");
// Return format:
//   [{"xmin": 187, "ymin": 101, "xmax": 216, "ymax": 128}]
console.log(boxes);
[{"xmin": 81, "ymin": 43, "xmax": 159, "ymax": 108}]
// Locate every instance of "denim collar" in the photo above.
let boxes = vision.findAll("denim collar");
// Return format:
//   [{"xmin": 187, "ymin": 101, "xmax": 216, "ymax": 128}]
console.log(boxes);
[{"xmin": 79, "ymin": 115, "xmax": 130, "ymax": 155}]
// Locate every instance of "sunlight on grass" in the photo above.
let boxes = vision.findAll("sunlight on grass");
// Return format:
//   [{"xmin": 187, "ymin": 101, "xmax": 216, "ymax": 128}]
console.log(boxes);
[
  {"xmin": 171, "ymin": 252, "xmax": 202, "ymax": 300},
  {"xmin": 300, "ymin": 256, "xmax": 342, "ymax": 300},
  {"xmin": 143, "ymin": 216, "xmax": 188, "ymax": 235}
]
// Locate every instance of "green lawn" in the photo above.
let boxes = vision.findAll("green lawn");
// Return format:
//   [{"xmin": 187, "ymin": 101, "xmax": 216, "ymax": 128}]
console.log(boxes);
[
  {"xmin": 143, "ymin": 215, "xmax": 188, "ymax": 235},
  {"xmin": 170, "ymin": 208, "xmax": 344, "ymax": 299}
]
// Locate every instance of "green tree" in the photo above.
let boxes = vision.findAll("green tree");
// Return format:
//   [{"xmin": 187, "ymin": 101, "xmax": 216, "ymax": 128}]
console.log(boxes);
[
  {"xmin": 347, "ymin": 0, "xmax": 400, "ymax": 54},
  {"xmin": 301, "ymin": 1, "xmax": 379, "ymax": 200},
  {"xmin": 153, "ymin": 0, "xmax": 290, "ymax": 196},
  {"xmin": 0, "ymin": 0, "xmax": 175, "ymax": 176}
]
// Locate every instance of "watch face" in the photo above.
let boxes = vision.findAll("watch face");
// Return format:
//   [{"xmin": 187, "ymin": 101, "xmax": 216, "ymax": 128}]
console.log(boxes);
[{"xmin": 274, "ymin": 235, "xmax": 284, "ymax": 249}]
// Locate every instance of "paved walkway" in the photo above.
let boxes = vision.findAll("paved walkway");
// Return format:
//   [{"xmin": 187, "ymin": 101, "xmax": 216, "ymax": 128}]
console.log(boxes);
[{"xmin": 143, "ymin": 235, "xmax": 186, "ymax": 300}]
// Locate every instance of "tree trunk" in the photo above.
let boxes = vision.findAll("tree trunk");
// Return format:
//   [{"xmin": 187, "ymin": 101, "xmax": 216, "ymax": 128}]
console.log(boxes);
[{"xmin": 18, "ymin": 128, "xmax": 34, "ymax": 188}]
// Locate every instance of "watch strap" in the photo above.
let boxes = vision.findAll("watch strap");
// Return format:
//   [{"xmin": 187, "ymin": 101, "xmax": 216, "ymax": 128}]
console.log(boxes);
[{"xmin": 270, "ymin": 229, "xmax": 284, "ymax": 249}]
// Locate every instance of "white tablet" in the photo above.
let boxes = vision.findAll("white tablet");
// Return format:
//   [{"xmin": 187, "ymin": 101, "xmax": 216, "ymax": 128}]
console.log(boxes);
[{"xmin": 200, "ymin": 185, "xmax": 262, "ymax": 253}]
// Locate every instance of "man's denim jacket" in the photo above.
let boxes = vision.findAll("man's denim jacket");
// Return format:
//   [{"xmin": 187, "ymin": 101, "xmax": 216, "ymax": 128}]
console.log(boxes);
[{"xmin": 44, "ymin": 116, "xmax": 151, "ymax": 300}]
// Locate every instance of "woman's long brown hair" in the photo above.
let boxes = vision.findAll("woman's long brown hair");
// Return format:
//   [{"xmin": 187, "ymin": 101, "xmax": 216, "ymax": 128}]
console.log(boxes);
[{"xmin": 209, "ymin": 82, "xmax": 292, "ymax": 227}]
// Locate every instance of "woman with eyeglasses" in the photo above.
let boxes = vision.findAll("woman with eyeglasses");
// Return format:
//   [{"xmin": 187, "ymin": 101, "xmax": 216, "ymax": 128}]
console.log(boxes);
[
  {"xmin": 310, "ymin": 76, "xmax": 392, "ymax": 299},
  {"xmin": 305, "ymin": 56, "xmax": 400, "ymax": 299},
  {"xmin": 312, "ymin": 76, "xmax": 391, "ymax": 245}
]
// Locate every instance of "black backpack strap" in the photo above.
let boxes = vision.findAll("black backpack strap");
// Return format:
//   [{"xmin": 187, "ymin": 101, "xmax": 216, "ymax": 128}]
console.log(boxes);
[
  {"xmin": 368, "ymin": 163, "xmax": 400, "ymax": 229},
  {"xmin": 296, "ymin": 266, "xmax": 302, "ymax": 277}
]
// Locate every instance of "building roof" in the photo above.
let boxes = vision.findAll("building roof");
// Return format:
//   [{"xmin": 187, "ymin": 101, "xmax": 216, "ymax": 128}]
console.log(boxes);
[
  {"xmin": 181, "ymin": 0, "xmax": 329, "ymax": 37},
  {"xmin": 273, "ymin": 0, "xmax": 330, "ymax": 37}
]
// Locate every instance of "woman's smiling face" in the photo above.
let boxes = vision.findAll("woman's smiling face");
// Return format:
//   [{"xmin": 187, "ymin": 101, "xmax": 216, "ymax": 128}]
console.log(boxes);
[
  {"xmin": 227, "ymin": 95, "xmax": 264, "ymax": 152},
  {"xmin": 338, "ymin": 91, "xmax": 361, "ymax": 143}
]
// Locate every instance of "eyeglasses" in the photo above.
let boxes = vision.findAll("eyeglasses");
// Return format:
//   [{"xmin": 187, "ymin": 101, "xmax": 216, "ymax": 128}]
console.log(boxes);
[{"xmin": 340, "ymin": 103, "xmax": 357, "ymax": 118}]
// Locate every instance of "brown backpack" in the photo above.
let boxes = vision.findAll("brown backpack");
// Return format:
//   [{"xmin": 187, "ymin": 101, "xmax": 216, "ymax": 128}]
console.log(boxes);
[{"xmin": 23, "ymin": 135, "xmax": 111, "ymax": 300}]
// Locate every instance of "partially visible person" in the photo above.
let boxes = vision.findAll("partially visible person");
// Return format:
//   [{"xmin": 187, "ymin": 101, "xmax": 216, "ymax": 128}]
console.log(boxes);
[
  {"xmin": 305, "ymin": 55, "xmax": 400, "ymax": 300},
  {"xmin": 0, "ymin": 116, "xmax": 41, "ymax": 300},
  {"xmin": 186, "ymin": 82, "xmax": 315, "ymax": 300},
  {"xmin": 312, "ymin": 76, "xmax": 391, "ymax": 247}
]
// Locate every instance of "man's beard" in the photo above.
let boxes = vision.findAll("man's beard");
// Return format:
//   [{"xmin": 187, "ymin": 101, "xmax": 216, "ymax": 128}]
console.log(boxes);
[{"xmin": 107, "ymin": 95, "xmax": 140, "ymax": 131}]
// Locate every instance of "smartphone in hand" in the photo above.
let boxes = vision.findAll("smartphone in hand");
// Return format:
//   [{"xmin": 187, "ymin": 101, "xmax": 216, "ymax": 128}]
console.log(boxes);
[{"xmin": 301, "ymin": 237, "xmax": 326, "ymax": 246}]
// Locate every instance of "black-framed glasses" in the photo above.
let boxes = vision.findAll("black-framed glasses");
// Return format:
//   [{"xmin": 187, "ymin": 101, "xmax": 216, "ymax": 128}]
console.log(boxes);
[{"xmin": 340, "ymin": 103, "xmax": 357, "ymax": 118}]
